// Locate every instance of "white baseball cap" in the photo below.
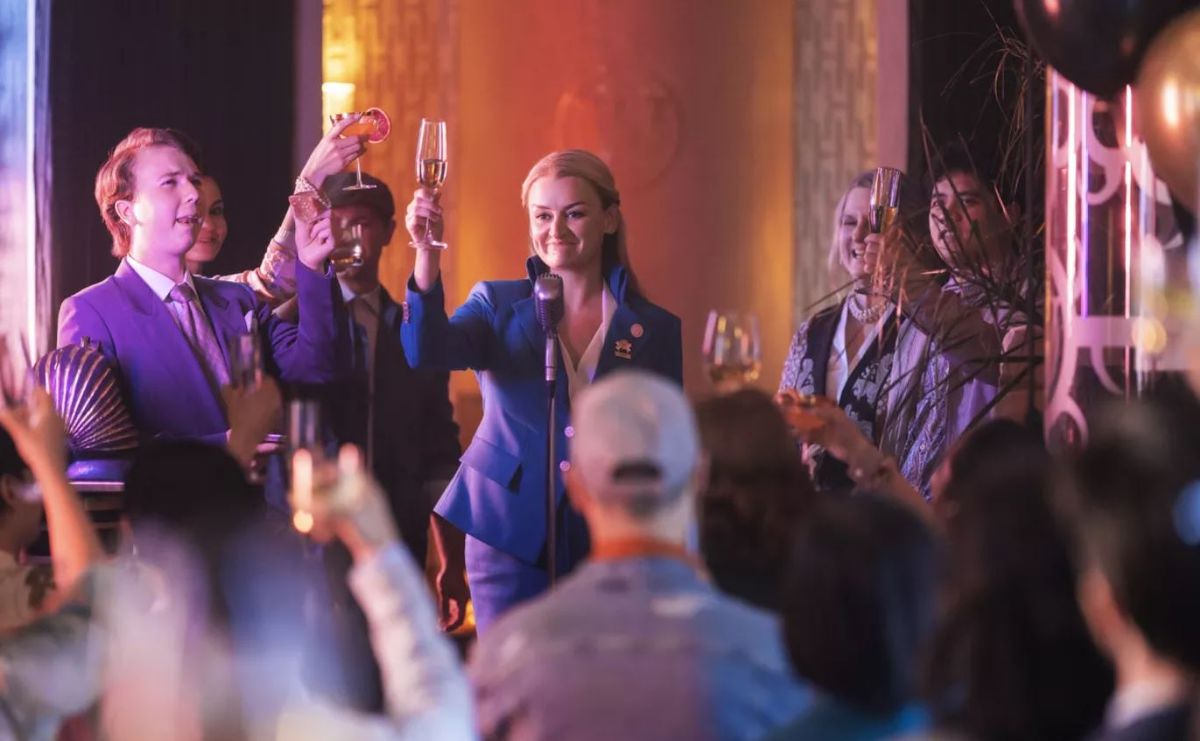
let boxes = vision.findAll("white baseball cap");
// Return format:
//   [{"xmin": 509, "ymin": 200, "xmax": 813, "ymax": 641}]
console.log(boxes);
[{"xmin": 568, "ymin": 369, "xmax": 699, "ymax": 504}]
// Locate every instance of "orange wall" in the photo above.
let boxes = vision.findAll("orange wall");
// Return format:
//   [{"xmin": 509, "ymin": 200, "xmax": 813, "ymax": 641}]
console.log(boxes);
[
  {"xmin": 330, "ymin": 0, "xmax": 795, "ymax": 419},
  {"xmin": 446, "ymin": 0, "xmax": 795, "ymax": 394}
]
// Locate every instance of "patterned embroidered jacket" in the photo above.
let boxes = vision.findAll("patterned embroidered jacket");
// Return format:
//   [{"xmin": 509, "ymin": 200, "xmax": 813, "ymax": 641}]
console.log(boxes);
[{"xmin": 779, "ymin": 299, "xmax": 949, "ymax": 498}]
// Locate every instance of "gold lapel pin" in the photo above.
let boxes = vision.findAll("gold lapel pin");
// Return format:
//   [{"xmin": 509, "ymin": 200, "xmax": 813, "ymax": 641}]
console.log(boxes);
[{"xmin": 614, "ymin": 339, "xmax": 633, "ymax": 360}]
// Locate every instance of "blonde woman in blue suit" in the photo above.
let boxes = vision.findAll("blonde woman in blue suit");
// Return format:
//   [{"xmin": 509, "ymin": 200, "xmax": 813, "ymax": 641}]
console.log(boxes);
[{"xmin": 402, "ymin": 150, "xmax": 683, "ymax": 633}]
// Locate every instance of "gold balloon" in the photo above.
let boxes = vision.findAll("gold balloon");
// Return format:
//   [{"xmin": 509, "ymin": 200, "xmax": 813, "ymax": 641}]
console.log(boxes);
[{"xmin": 1136, "ymin": 8, "xmax": 1200, "ymax": 213}]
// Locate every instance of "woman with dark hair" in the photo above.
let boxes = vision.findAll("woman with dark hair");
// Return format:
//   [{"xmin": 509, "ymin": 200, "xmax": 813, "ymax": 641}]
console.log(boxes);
[
  {"xmin": 402, "ymin": 149, "xmax": 683, "ymax": 632},
  {"xmin": 694, "ymin": 389, "xmax": 817, "ymax": 611},
  {"xmin": 924, "ymin": 419, "xmax": 1113, "ymax": 740},
  {"xmin": 778, "ymin": 169, "xmax": 950, "ymax": 498},
  {"xmin": 766, "ymin": 493, "xmax": 937, "ymax": 740}
]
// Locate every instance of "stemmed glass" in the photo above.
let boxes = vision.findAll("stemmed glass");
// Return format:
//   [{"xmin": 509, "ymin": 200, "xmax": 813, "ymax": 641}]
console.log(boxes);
[
  {"xmin": 864, "ymin": 166, "xmax": 903, "ymax": 295},
  {"xmin": 328, "ymin": 107, "xmax": 392, "ymax": 192},
  {"xmin": 410, "ymin": 118, "xmax": 448, "ymax": 249},
  {"xmin": 702, "ymin": 310, "xmax": 762, "ymax": 392}
]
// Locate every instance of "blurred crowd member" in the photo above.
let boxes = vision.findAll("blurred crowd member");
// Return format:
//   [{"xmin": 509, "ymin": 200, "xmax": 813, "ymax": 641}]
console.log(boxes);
[
  {"xmin": 104, "ymin": 381, "xmax": 473, "ymax": 740},
  {"xmin": 766, "ymin": 493, "xmax": 937, "ymax": 740},
  {"xmin": 471, "ymin": 370, "xmax": 807, "ymax": 741},
  {"xmin": 0, "ymin": 390, "xmax": 105, "ymax": 630},
  {"xmin": 1062, "ymin": 392, "xmax": 1200, "ymax": 741},
  {"xmin": 924, "ymin": 420, "xmax": 1112, "ymax": 741},
  {"xmin": 403, "ymin": 150, "xmax": 683, "ymax": 633},
  {"xmin": 694, "ymin": 389, "xmax": 817, "ymax": 611},
  {"xmin": 0, "ymin": 390, "xmax": 111, "ymax": 737},
  {"xmin": 779, "ymin": 169, "xmax": 948, "ymax": 498},
  {"xmin": 57, "ymin": 127, "xmax": 344, "ymax": 447}
]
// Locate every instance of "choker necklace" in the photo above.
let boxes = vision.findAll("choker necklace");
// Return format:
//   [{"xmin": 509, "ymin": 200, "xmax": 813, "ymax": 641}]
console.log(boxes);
[{"xmin": 848, "ymin": 294, "xmax": 889, "ymax": 324}]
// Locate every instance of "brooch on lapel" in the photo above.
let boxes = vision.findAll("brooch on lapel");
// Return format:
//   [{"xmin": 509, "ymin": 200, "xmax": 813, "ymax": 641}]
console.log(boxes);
[{"xmin": 614, "ymin": 339, "xmax": 633, "ymax": 360}]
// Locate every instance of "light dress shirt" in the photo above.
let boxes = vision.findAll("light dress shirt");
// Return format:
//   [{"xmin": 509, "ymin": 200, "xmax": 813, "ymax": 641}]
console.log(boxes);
[
  {"xmin": 827, "ymin": 299, "xmax": 884, "ymax": 402},
  {"xmin": 560, "ymin": 285, "xmax": 616, "ymax": 403}
]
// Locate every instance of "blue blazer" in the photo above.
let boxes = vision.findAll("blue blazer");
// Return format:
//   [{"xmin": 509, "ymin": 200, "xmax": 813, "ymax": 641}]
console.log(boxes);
[
  {"xmin": 401, "ymin": 256, "xmax": 683, "ymax": 563},
  {"xmin": 57, "ymin": 258, "xmax": 344, "ymax": 447}
]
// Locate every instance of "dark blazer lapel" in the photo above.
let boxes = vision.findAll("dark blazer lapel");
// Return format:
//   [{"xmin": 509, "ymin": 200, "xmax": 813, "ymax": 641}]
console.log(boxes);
[{"xmin": 806, "ymin": 304, "xmax": 842, "ymax": 397}]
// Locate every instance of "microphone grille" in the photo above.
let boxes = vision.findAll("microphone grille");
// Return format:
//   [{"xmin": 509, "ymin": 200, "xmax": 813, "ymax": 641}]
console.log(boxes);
[{"xmin": 534, "ymin": 273, "xmax": 565, "ymax": 331}]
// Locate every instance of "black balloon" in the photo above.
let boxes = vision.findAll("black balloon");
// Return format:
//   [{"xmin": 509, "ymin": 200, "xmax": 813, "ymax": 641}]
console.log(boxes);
[{"xmin": 1016, "ymin": 0, "xmax": 1197, "ymax": 97}]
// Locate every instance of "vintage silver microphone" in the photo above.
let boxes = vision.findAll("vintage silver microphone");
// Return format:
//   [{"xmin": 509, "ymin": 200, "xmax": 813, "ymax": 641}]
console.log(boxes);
[
  {"xmin": 534, "ymin": 273, "xmax": 565, "ymax": 384},
  {"xmin": 533, "ymin": 272, "xmax": 564, "ymax": 586}
]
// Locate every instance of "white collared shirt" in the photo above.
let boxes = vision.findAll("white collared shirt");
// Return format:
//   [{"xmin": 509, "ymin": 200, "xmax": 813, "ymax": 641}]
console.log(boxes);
[
  {"xmin": 827, "ymin": 299, "xmax": 883, "ymax": 402},
  {"xmin": 560, "ymin": 285, "xmax": 617, "ymax": 402},
  {"xmin": 340, "ymin": 280, "xmax": 383, "ymax": 382},
  {"xmin": 126, "ymin": 255, "xmax": 196, "ymax": 302}
]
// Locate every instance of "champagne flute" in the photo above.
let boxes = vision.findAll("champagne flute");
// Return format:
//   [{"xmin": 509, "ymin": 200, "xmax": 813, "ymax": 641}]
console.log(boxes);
[
  {"xmin": 869, "ymin": 167, "xmax": 902, "ymax": 234},
  {"xmin": 328, "ymin": 107, "xmax": 392, "ymax": 192},
  {"xmin": 411, "ymin": 118, "xmax": 448, "ymax": 249},
  {"xmin": 702, "ymin": 310, "xmax": 762, "ymax": 391},
  {"xmin": 862, "ymin": 166, "xmax": 902, "ymax": 295}
]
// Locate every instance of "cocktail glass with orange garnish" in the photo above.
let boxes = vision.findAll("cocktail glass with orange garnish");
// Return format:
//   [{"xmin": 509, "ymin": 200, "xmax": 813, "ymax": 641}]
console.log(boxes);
[{"xmin": 328, "ymin": 107, "xmax": 392, "ymax": 192}]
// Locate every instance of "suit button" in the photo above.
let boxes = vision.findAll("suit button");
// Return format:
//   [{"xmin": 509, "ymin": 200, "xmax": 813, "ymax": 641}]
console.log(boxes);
[{"xmin": 564, "ymin": 425, "xmax": 575, "ymax": 438}]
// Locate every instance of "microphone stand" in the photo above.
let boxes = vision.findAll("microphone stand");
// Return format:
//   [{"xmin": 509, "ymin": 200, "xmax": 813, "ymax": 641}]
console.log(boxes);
[{"xmin": 544, "ymin": 330, "xmax": 558, "ymax": 587}]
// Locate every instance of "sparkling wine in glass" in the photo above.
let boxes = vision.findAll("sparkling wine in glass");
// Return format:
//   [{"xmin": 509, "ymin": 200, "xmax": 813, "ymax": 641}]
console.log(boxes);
[
  {"xmin": 328, "ymin": 107, "xmax": 392, "ymax": 192},
  {"xmin": 411, "ymin": 118, "xmax": 448, "ymax": 249},
  {"xmin": 702, "ymin": 310, "xmax": 762, "ymax": 391},
  {"xmin": 869, "ymin": 166, "xmax": 902, "ymax": 234}
]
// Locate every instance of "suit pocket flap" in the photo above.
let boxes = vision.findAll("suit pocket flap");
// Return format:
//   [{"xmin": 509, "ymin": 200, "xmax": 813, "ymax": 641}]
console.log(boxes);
[{"xmin": 460, "ymin": 435, "xmax": 523, "ymax": 490}]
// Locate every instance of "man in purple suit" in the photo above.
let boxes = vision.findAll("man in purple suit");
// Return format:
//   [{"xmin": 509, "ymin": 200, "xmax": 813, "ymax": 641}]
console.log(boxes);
[{"xmin": 57, "ymin": 128, "xmax": 344, "ymax": 447}]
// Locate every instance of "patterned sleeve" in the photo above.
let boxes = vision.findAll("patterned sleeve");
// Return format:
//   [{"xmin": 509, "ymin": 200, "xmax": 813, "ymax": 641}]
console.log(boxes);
[{"xmin": 778, "ymin": 321, "xmax": 811, "ymax": 393}]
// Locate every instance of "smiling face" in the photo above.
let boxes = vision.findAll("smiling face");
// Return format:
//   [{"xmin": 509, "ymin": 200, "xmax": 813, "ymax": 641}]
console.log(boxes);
[
  {"xmin": 526, "ymin": 175, "xmax": 617, "ymax": 274},
  {"xmin": 835, "ymin": 186, "xmax": 872, "ymax": 280},
  {"xmin": 117, "ymin": 145, "xmax": 203, "ymax": 260},
  {"xmin": 186, "ymin": 176, "xmax": 227, "ymax": 266}
]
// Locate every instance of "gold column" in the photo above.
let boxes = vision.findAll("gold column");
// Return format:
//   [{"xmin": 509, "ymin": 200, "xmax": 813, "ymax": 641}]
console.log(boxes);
[{"xmin": 792, "ymin": 0, "xmax": 879, "ymax": 323}]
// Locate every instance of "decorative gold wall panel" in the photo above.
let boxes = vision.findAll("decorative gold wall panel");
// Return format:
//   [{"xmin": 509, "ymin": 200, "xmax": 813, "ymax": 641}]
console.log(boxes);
[
  {"xmin": 792, "ymin": 0, "xmax": 878, "ymax": 322},
  {"xmin": 322, "ymin": 0, "xmax": 460, "ymax": 298}
]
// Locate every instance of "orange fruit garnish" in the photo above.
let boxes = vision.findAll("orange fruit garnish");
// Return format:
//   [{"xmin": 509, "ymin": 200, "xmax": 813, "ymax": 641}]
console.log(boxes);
[{"xmin": 363, "ymin": 107, "xmax": 391, "ymax": 143}]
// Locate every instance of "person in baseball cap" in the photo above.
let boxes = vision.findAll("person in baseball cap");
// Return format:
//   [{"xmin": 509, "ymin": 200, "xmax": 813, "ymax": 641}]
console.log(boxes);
[
  {"xmin": 469, "ymin": 369, "xmax": 810, "ymax": 739},
  {"xmin": 565, "ymin": 368, "xmax": 703, "ymax": 526}
]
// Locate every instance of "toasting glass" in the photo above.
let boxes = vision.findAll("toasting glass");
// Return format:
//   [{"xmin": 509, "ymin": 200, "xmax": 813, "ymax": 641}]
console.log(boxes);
[
  {"xmin": 702, "ymin": 310, "xmax": 762, "ymax": 391},
  {"xmin": 328, "ymin": 107, "xmax": 391, "ymax": 192},
  {"xmin": 410, "ymin": 118, "xmax": 448, "ymax": 249}
]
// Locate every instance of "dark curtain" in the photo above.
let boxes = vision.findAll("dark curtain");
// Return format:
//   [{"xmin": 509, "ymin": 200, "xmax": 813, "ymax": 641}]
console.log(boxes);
[
  {"xmin": 906, "ymin": 0, "xmax": 1040, "ymax": 203},
  {"xmin": 49, "ymin": 0, "xmax": 296, "ymax": 323}
]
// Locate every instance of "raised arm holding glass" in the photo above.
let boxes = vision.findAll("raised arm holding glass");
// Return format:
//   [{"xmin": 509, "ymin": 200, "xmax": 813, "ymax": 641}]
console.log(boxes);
[{"xmin": 401, "ymin": 149, "xmax": 683, "ymax": 633}]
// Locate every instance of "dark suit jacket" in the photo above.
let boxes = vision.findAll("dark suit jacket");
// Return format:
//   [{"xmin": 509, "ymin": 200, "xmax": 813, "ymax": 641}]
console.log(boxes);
[
  {"xmin": 401, "ymin": 255, "xmax": 683, "ymax": 566},
  {"xmin": 57, "ymin": 258, "xmax": 344, "ymax": 446},
  {"xmin": 325, "ymin": 286, "xmax": 461, "ymax": 562}
]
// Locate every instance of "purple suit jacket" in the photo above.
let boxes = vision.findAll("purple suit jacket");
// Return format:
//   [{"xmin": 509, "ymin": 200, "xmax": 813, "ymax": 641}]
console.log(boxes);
[{"xmin": 57, "ymin": 258, "xmax": 345, "ymax": 446}]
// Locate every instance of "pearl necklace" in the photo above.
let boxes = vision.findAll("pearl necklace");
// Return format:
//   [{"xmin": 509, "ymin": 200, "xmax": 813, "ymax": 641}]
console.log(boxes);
[{"xmin": 847, "ymin": 294, "xmax": 889, "ymax": 324}]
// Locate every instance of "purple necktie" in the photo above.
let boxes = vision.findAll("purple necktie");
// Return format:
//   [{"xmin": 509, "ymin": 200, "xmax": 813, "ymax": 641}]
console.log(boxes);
[{"xmin": 167, "ymin": 283, "xmax": 231, "ymax": 392}]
